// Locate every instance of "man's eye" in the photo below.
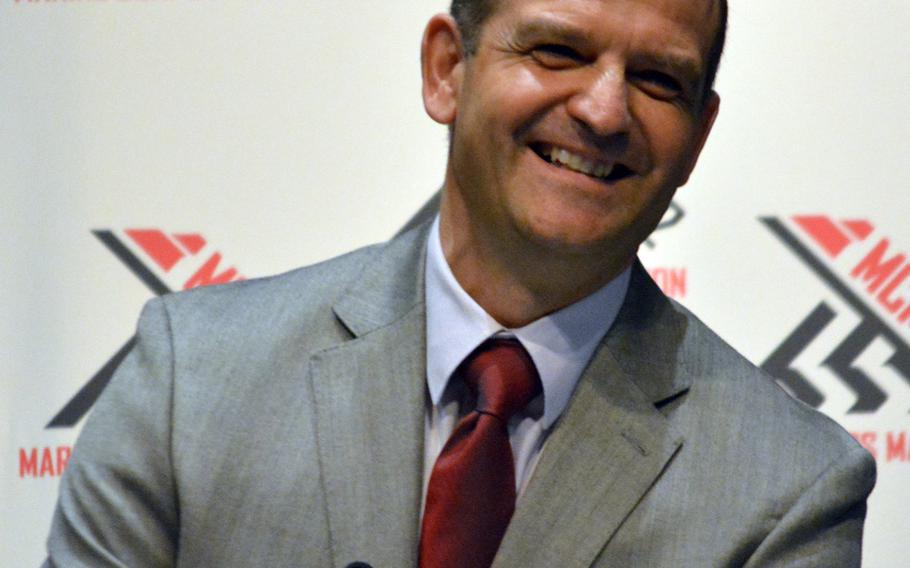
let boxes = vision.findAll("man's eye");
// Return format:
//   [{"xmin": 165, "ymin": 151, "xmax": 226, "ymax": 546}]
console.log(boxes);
[
  {"xmin": 634, "ymin": 70, "xmax": 684, "ymax": 99},
  {"xmin": 530, "ymin": 44, "xmax": 584, "ymax": 68}
]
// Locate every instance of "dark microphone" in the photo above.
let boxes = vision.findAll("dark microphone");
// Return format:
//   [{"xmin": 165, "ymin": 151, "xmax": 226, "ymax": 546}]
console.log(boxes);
[{"xmin": 345, "ymin": 563, "xmax": 372, "ymax": 568}]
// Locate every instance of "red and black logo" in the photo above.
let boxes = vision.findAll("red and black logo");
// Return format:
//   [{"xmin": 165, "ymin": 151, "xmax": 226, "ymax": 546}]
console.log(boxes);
[
  {"xmin": 46, "ymin": 229, "xmax": 244, "ymax": 429},
  {"xmin": 761, "ymin": 215, "xmax": 910, "ymax": 414}
]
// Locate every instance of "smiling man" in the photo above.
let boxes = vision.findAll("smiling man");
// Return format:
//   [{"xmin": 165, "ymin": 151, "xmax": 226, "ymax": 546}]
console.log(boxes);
[
  {"xmin": 428, "ymin": 0, "xmax": 719, "ymax": 328},
  {"xmin": 46, "ymin": 1, "xmax": 875, "ymax": 567}
]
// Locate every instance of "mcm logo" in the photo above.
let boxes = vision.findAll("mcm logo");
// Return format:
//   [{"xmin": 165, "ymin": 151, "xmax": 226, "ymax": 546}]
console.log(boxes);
[
  {"xmin": 761, "ymin": 215, "xmax": 910, "ymax": 414},
  {"xmin": 46, "ymin": 229, "xmax": 244, "ymax": 428}
]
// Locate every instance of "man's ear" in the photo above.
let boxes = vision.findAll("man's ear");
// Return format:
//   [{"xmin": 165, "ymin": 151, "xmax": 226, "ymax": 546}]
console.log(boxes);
[
  {"xmin": 680, "ymin": 90, "xmax": 720, "ymax": 186},
  {"xmin": 421, "ymin": 14, "xmax": 465, "ymax": 125}
]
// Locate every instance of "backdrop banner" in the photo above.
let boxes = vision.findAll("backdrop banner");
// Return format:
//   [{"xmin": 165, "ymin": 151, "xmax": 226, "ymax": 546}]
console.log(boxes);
[{"xmin": 3, "ymin": 1, "xmax": 907, "ymax": 565}]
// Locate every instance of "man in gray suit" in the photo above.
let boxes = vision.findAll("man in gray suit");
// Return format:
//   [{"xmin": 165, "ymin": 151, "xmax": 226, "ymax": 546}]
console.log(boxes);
[{"xmin": 46, "ymin": 0, "xmax": 876, "ymax": 566}]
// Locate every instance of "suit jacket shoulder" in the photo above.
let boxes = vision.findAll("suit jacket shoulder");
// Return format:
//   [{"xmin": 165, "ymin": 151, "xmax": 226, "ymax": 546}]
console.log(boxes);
[
  {"xmin": 575, "ymin": 267, "xmax": 876, "ymax": 567},
  {"xmin": 666, "ymin": 294, "xmax": 866, "ymax": 479}
]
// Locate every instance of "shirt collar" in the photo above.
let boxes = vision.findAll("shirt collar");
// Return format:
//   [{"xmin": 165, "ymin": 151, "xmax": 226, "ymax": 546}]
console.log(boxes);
[{"xmin": 425, "ymin": 216, "xmax": 631, "ymax": 429}]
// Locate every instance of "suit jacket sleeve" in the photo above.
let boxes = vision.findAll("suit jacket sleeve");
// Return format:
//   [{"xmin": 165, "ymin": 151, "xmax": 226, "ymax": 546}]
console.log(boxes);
[
  {"xmin": 44, "ymin": 298, "xmax": 178, "ymax": 568},
  {"xmin": 744, "ymin": 443, "xmax": 876, "ymax": 567}
]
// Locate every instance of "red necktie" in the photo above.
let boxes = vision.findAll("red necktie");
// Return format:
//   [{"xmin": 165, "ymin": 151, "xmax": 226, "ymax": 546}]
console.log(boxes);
[{"xmin": 419, "ymin": 337, "xmax": 542, "ymax": 568}]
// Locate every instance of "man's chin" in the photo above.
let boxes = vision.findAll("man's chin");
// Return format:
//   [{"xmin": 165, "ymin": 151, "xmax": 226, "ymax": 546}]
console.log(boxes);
[{"xmin": 515, "ymin": 221, "xmax": 630, "ymax": 260}]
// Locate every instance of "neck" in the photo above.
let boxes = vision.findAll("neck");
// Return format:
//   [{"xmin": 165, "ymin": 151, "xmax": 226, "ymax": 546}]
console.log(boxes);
[{"xmin": 438, "ymin": 190, "xmax": 633, "ymax": 328}]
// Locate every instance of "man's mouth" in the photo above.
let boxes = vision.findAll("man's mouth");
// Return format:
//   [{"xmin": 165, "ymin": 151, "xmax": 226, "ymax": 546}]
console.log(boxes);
[{"xmin": 531, "ymin": 143, "xmax": 632, "ymax": 182}]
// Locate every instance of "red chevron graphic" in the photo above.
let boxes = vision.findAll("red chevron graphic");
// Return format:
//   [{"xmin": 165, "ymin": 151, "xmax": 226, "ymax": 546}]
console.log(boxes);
[
  {"xmin": 123, "ymin": 228, "xmax": 242, "ymax": 290},
  {"xmin": 125, "ymin": 229, "xmax": 209, "ymax": 272},
  {"xmin": 174, "ymin": 233, "xmax": 207, "ymax": 255},
  {"xmin": 793, "ymin": 215, "xmax": 874, "ymax": 259}
]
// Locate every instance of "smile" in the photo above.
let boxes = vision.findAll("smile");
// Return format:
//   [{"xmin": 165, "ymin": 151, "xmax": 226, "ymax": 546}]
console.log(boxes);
[{"xmin": 532, "ymin": 143, "xmax": 632, "ymax": 182}]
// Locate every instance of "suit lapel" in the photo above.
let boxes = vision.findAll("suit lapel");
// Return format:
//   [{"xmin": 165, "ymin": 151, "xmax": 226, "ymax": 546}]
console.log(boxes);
[
  {"xmin": 493, "ymin": 264, "xmax": 693, "ymax": 568},
  {"xmin": 310, "ymin": 227, "xmax": 430, "ymax": 567}
]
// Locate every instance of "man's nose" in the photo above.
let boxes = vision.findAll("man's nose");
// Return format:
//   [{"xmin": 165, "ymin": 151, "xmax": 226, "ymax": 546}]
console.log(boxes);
[{"xmin": 566, "ymin": 66, "xmax": 632, "ymax": 137}]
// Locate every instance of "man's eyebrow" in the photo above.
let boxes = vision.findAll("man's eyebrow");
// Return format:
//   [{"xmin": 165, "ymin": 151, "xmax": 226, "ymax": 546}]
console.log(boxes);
[
  {"xmin": 509, "ymin": 18, "xmax": 594, "ymax": 47},
  {"xmin": 635, "ymin": 51, "xmax": 704, "ymax": 86}
]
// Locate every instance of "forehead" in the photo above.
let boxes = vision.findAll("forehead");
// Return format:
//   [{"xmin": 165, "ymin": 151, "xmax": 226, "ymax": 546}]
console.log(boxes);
[{"xmin": 484, "ymin": 0, "xmax": 719, "ymax": 61}]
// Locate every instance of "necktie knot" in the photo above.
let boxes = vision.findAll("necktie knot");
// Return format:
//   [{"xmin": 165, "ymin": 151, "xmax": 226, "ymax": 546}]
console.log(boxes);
[{"xmin": 461, "ymin": 337, "xmax": 541, "ymax": 422}]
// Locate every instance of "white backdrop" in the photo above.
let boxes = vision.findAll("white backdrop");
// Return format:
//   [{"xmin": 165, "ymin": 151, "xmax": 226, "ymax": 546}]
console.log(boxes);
[{"xmin": 3, "ymin": 1, "xmax": 907, "ymax": 565}]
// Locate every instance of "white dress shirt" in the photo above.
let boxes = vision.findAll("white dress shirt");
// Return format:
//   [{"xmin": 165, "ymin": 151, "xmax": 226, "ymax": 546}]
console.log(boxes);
[{"xmin": 424, "ymin": 216, "xmax": 631, "ymax": 504}]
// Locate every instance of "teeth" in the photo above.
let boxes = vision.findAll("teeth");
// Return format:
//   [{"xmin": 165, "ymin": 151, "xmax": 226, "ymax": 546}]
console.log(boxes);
[{"xmin": 545, "ymin": 145, "xmax": 613, "ymax": 179}]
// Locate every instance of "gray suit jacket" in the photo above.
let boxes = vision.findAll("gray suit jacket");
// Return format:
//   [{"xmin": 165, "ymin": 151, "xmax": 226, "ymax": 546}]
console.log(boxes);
[{"xmin": 46, "ymin": 223, "xmax": 876, "ymax": 567}]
